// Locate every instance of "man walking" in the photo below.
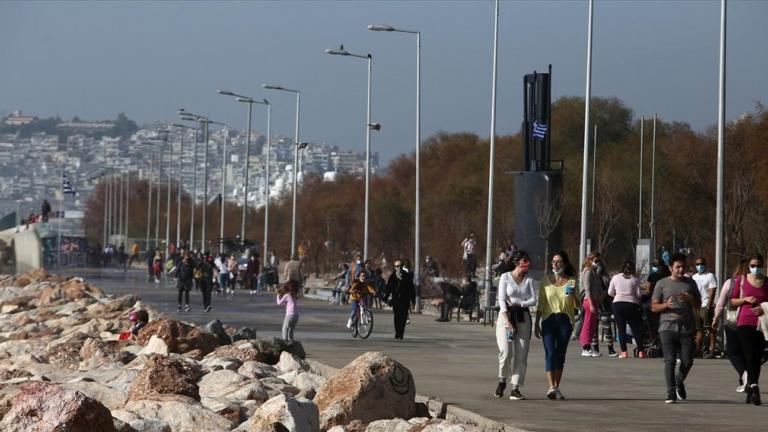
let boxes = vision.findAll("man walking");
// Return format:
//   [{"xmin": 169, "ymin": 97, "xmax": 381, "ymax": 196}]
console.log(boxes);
[
  {"xmin": 385, "ymin": 259, "xmax": 415, "ymax": 340},
  {"xmin": 651, "ymin": 253, "xmax": 702, "ymax": 404},
  {"xmin": 176, "ymin": 252, "xmax": 194, "ymax": 312},
  {"xmin": 692, "ymin": 257, "xmax": 718, "ymax": 358}
]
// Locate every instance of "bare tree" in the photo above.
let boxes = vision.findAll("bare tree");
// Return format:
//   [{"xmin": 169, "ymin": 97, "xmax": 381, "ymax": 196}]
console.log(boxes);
[
  {"xmin": 595, "ymin": 178, "xmax": 620, "ymax": 255},
  {"xmin": 535, "ymin": 186, "xmax": 563, "ymax": 271},
  {"xmin": 725, "ymin": 172, "xmax": 752, "ymax": 257}
]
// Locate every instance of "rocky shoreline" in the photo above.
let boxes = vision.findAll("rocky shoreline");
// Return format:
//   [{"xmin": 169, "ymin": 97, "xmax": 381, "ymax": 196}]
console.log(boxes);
[{"xmin": 0, "ymin": 270, "xmax": 508, "ymax": 432}]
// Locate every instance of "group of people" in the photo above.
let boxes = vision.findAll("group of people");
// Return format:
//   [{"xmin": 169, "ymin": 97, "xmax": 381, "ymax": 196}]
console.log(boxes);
[{"xmin": 493, "ymin": 249, "xmax": 767, "ymax": 405}]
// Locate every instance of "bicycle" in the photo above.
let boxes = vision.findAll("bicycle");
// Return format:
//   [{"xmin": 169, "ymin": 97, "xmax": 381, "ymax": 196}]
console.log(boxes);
[{"xmin": 349, "ymin": 300, "xmax": 374, "ymax": 339}]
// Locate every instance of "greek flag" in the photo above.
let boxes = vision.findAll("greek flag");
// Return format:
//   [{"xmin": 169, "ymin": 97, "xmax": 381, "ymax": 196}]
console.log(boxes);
[
  {"xmin": 62, "ymin": 174, "xmax": 77, "ymax": 196},
  {"xmin": 533, "ymin": 120, "xmax": 548, "ymax": 139}
]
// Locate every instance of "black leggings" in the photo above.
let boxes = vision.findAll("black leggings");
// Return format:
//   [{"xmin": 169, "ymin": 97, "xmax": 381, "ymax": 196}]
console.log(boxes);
[
  {"xmin": 177, "ymin": 282, "xmax": 191, "ymax": 305},
  {"xmin": 612, "ymin": 301, "xmax": 645, "ymax": 352},
  {"xmin": 725, "ymin": 327, "xmax": 746, "ymax": 381},
  {"xmin": 737, "ymin": 325, "xmax": 766, "ymax": 386}
]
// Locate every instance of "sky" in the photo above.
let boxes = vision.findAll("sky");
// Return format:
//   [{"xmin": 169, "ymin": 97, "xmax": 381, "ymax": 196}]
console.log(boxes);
[{"xmin": 1, "ymin": 0, "xmax": 766, "ymax": 163}]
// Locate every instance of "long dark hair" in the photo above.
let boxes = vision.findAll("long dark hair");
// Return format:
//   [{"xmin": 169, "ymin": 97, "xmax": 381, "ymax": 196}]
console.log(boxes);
[
  {"xmin": 510, "ymin": 250, "xmax": 530, "ymax": 271},
  {"xmin": 621, "ymin": 260, "xmax": 635, "ymax": 276},
  {"xmin": 551, "ymin": 251, "xmax": 576, "ymax": 278}
]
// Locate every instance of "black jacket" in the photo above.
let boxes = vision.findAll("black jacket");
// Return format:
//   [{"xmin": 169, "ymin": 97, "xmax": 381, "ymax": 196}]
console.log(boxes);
[
  {"xmin": 385, "ymin": 271, "xmax": 415, "ymax": 307},
  {"xmin": 177, "ymin": 260, "xmax": 194, "ymax": 285}
]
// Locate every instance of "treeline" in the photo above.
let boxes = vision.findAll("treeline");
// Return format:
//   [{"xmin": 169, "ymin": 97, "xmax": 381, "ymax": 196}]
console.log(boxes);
[
  {"xmin": 1, "ymin": 112, "xmax": 138, "ymax": 139},
  {"xmin": 83, "ymin": 97, "xmax": 768, "ymax": 277}
]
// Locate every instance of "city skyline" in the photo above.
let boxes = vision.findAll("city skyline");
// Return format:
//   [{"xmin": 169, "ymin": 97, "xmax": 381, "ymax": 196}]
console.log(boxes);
[{"xmin": 1, "ymin": 1, "xmax": 767, "ymax": 163}]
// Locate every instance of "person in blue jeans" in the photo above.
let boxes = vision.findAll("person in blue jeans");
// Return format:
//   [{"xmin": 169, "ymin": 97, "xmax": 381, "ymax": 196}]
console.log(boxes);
[{"xmin": 535, "ymin": 251, "xmax": 580, "ymax": 400}]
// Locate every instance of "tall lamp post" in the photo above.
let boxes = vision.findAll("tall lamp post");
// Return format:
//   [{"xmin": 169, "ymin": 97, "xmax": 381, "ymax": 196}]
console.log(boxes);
[
  {"xmin": 174, "ymin": 122, "xmax": 198, "ymax": 250},
  {"xmin": 368, "ymin": 23, "xmax": 422, "ymax": 311},
  {"xmin": 325, "ymin": 45, "xmax": 374, "ymax": 261},
  {"xmin": 218, "ymin": 90, "xmax": 271, "ymax": 247},
  {"xmin": 578, "ymin": 0, "xmax": 595, "ymax": 267},
  {"xmin": 483, "ymin": 0, "xmax": 500, "ymax": 302},
  {"xmin": 172, "ymin": 123, "xmax": 195, "ymax": 249},
  {"xmin": 262, "ymin": 84, "xmax": 301, "ymax": 258},
  {"xmin": 180, "ymin": 110, "xmax": 225, "ymax": 252}
]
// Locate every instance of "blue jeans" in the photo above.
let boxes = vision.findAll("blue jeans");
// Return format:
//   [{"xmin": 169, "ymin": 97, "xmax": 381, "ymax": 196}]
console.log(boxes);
[
  {"xmin": 219, "ymin": 273, "xmax": 229, "ymax": 290},
  {"xmin": 542, "ymin": 313, "xmax": 573, "ymax": 372},
  {"xmin": 349, "ymin": 300, "xmax": 360, "ymax": 321}
]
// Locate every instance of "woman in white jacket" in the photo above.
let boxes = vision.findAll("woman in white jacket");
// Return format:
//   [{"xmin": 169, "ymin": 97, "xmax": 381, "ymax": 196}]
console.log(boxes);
[{"xmin": 494, "ymin": 250, "xmax": 538, "ymax": 401}]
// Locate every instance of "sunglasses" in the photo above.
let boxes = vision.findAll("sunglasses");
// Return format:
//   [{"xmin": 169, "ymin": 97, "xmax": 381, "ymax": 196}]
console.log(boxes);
[
  {"xmin": 750, "ymin": 264, "xmax": 762, "ymax": 268},
  {"xmin": 552, "ymin": 260, "xmax": 564, "ymax": 264},
  {"xmin": 395, "ymin": 264, "xmax": 403, "ymax": 268}
]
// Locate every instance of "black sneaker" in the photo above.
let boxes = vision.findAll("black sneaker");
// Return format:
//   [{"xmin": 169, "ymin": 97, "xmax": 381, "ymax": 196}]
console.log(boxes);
[
  {"xmin": 703, "ymin": 351, "xmax": 716, "ymax": 359},
  {"xmin": 750, "ymin": 385, "xmax": 761, "ymax": 406},
  {"xmin": 184, "ymin": 305, "xmax": 191, "ymax": 312},
  {"xmin": 746, "ymin": 385, "xmax": 753, "ymax": 404},
  {"xmin": 494, "ymin": 382, "xmax": 506, "ymax": 398},
  {"xmin": 676, "ymin": 380, "xmax": 687, "ymax": 401},
  {"xmin": 204, "ymin": 306, "xmax": 212, "ymax": 312},
  {"xmin": 608, "ymin": 346, "xmax": 618, "ymax": 357},
  {"xmin": 509, "ymin": 388, "xmax": 526, "ymax": 400},
  {"xmin": 176, "ymin": 305, "xmax": 182, "ymax": 312}
]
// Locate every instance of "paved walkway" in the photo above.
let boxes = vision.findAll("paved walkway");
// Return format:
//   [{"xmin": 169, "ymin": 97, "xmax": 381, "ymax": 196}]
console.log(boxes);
[{"xmin": 72, "ymin": 268, "xmax": 765, "ymax": 431}]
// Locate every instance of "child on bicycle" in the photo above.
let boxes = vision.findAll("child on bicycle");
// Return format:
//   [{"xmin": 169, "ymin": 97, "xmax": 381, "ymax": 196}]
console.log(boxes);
[{"xmin": 347, "ymin": 272, "xmax": 376, "ymax": 329}]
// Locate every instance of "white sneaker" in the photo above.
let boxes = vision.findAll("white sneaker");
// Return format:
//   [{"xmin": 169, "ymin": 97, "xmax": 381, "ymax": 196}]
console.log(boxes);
[
  {"xmin": 346, "ymin": 319, "xmax": 353, "ymax": 329},
  {"xmin": 737, "ymin": 383, "xmax": 746, "ymax": 393},
  {"xmin": 581, "ymin": 349, "xmax": 591, "ymax": 357},
  {"xmin": 589, "ymin": 350, "xmax": 602, "ymax": 357}
]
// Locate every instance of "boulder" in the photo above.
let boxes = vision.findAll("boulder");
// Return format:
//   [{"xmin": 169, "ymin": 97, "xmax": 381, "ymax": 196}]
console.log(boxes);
[
  {"xmin": 64, "ymin": 377, "xmax": 128, "ymax": 411},
  {"xmin": 140, "ymin": 335, "xmax": 170, "ymax": 356},
  {"xmin": 225, "ymin": 381, "xmax": 269, "ymax": 402},
  {"xmin": 421, "ymin": 422, "xmax": 480, "ymax": 432},
  {"xmin": 79, "ymin": 338, "xmax": 127, "ymax": 368},
  {"xmin": 277, "ymin": 351, "xmax": 309, "ymax": 373},
  {"xmin": 206, "ymin": 340, "xmax": 267, "ymax": 363},
  {"xmin": 238, "ymin": 360, "xmax": 277, "ymax": 379},
  {"xmin": 0, "ymin": 381, "xmax": 116, "ymax": 432},
  {"xmin": 279, "ymin": 370, "xmax": 327, "ymax": 394},
  {"xmin": 232, "ymin": 326, "xmax": 258, "ymax": 342},
  {"xmin": 365, "ymin": 418, "xmax": 413, "ymax": 432},
  {"xmin": 198, "ymin": 369, "xmax": 249, "ymax": 398},
  {"xmin": 127, "ymin": 354, "xmax": 204, "ymax": 401},
  {"xmin": 45, "ymin": 332, "xmax": 90, "ymax": 368},
  {"xmin": 200, "ymin": 355, "xmax": 243, "ymax": 372},
  {"xmin": 314, "ymin": 352, "xmax": 416, "ymax": 430},
  {"xmin": 137, "ymin": 318, "xmax": 218, "ymax": 356},
  {"xmin": 204, "ymin": 319, "xmax": 232, "ymax": 345},
  {"xmin": 112, "ymin": 399, "xmax": 234, "ymax": 432},
  {"xmin": 246, "ymin": 394, "xmax": 319, "ymax": 432},
  {"xmin": 200, "ymin": 397, "xmax": 243, "ymax": 424}
]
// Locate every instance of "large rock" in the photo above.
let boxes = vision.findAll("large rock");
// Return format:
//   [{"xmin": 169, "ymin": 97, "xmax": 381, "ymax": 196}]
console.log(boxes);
[
  {"xmin": 79, "ymin": 338, "xmax": 128, "ymax": 368},
  {"xmin": 137, "ymin": 318, "xmax": 219, "ymax": 356},
  {"xmin": 198, "ymin": 369, "xmax": 249, "ymax": 398},
  {"xmin": 113, "ymin": 399, "xmax": 234, "ymax": 432},
  {"xmin": 0, "ymin": 381, "xmax": 116, "ymax": 432},
  {"xmin": 238, "ymin": 360, "xmax": 277, "ymax": 379},
  {"xmin": 64, "ymin": 377, "xmax": 128, "ymax": 411},
  {"xmin": 127, "ymin": 354, "xmax": 204, "ymax": 402},
  {"xmin": 365, "ymin": 418, "xmax": 413, "ymax": 432},
  {"xmin": 314, "ymin": 352, "xmax": 416, "ymax": 429},
  {"xmin": 246, "ymin": 394, "xmax": 319, "ymax": 432},
  {"xmin": 231, "ymin": 326, "xmax": 258, "ymax": 342},
  {"xmin": 140, "ymin": 335, "xmax": 170, "ymax": 356},
  {"xmin": 204, "ymin": 319, "xmax": 232, "ymax": 346},
  {"xmin": 37, "ymin": 277, "xmax": 103, "ymax": 306},
  {"xmin": 279, "ymin": 370, "xmax": 327, "ymax": 395},
  {"xmin": 277, "ymin": 351, "xmax": 309, "ymax": 373}
]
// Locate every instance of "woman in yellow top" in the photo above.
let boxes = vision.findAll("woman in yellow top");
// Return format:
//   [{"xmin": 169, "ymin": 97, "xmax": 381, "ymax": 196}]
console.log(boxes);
[{"xmin": 535, "ymin": 250, "xmax": 580, "ymax": 400}]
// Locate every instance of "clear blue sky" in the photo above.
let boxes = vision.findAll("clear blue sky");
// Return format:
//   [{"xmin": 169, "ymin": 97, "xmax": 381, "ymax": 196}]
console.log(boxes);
[{"xmin": 1, "ymin": 1, "xmax": 766, "ymax": 162}]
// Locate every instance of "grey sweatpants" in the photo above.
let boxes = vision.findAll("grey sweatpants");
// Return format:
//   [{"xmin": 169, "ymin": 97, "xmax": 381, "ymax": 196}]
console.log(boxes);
[{"xmin": 282, "ymin": 314, "xmax": 298, "ymax": 342}]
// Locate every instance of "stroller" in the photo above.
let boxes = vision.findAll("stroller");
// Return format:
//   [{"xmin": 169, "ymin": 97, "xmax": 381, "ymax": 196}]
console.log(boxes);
[{"xmin": 634, "ymin": 296, "xmax": 662, "ymax": 358}]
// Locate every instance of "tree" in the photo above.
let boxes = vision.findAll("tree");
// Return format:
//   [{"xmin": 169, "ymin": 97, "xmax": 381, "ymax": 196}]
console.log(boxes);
[
  {"xmin": 111, "ymin": 113, "xmax": 138, "ymax": 139},
  {"xmin": 594, "ymin": 178, "xmax": 620, "ymax": 255}
]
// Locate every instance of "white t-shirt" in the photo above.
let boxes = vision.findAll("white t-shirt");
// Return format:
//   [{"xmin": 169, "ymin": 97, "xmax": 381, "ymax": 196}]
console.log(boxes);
[
  {"xmin": 497, "ymin": 272, "xmax": 538, "ymax": 313},
  {"xmin": 692, "ymin": 272, "xmax": 717, "ymax": 308},
  {"xmin": 216, "ymin": 258, "xmax": 229, "ymax": 275}
]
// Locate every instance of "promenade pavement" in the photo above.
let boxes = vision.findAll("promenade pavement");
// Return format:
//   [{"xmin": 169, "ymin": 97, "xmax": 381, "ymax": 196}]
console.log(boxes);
[{"xmin": 70, "ymin": 268, "xmax": 765, "ymax": 431}]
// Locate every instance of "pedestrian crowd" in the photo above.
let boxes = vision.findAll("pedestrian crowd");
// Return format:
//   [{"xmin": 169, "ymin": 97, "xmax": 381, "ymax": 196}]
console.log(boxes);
[{"xmin": 491, "ymin": 248, "xmax": 767, "ymax": 406}]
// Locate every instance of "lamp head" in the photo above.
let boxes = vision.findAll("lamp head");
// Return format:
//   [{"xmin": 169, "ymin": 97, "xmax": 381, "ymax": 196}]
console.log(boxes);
[
  {"xmin": 325, "ymin": 44, "xmax": 348, "ymax": 56},
  {"xmin": 262, "ymin": 84, "xmax": 282, "ymax": 90},
  {"xmin": 217, "ymin": 89, "xmax": 235, "ymax": 96},
  {"xmin": 368, "ymin": 24, "xmax": 394, "ymax": 32},
  {"xmin": 368, "ymin": 122, "xmax": 382, "ymax": 131}
]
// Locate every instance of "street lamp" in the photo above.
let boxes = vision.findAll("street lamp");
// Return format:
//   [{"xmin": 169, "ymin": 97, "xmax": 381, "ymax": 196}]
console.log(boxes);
[
  {"xmin": 174, "ymin": 121, "xmax": 199, "ymax": 250},
  {"xmin": 325, "ymin": 44, "xmax": 374, "ymax": 261},
  {"xmin": 172, "ymin": 123, "xmax": 195, "ymax": 250},
  {"xmin": 262, "ymin": 83, "xmax": 301, "ymax": 258},
  {"xmin": 368, "ymin": 23, "xmax": 422, "ymax": 311},
  {"xmin": 218, "ymin": 90, "xmax": 270, "ymax": 246},
  {"xmin": 179, "ymin": 111, "xmax": 225, "ymax": 252}
]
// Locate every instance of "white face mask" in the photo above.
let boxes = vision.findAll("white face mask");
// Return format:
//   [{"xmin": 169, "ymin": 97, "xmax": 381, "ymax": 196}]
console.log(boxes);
[
  {"xmin": 750, "ymin": 266, "xmax": 764, "ymax": 276},
  {"xmin": 552, "ymin": 267, "xmax": 564, "ymax": 275}
]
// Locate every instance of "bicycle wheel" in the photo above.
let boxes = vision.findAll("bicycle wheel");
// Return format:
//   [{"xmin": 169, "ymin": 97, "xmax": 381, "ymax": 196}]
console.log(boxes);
[
  {"xmin": 349, "ymin": 318, "xmax": 359, "ymax": 338},
  {"xmin": 358, "ymin": 308, "xmax": 373, "ymax": 339}
]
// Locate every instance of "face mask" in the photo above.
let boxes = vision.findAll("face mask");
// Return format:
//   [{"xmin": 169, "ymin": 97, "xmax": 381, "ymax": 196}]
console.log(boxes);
[
  {"xmin": 552, "ymin": 267, "xmax": 564, "ymax": 276},
  {"xmin": 596, "ymin": 264, "xmax": 604, "ymax": 274},
  {"xmin": 696, "ymin": 264, "xmax": 705, "ymax": 273},
  {"xmin": 357, "ymin": 260, "xmax": 362, "ymax": 265},
  {"xmin": 750, "ymin": 267, "xmax": 764, "ymax": 276},
  {"xmin": 651, "ymin": 266, "xmax": 659, "ymax": 273},
  {"xmin": 517, "ymin": 261, "xmax": 530, "ymax": 273}
]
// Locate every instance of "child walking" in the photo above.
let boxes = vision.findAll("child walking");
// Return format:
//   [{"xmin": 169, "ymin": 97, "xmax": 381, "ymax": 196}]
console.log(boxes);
[{"xmin": 277, "ymin": 281, "xmax": 299, "ymax": 342}]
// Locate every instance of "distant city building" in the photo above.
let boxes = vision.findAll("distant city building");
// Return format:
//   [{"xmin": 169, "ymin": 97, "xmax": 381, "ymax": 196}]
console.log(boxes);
[{"xmin": 3, "ymin": 110, "xmax": 37, "ymax": 126}]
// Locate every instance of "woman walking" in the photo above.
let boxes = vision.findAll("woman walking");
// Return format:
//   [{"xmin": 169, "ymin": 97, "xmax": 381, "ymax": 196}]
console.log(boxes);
[
  {"xmin": 579, "ymin": 251, "xmax": 607, "ymax": 357},
  {"xmin": 608, "ymin": 260, "xmax": 647, "ymax": 358},
  {"xmin": 730, "ymin": 253, "xmax": 767, "ymax": 406},
  {"xmin": 535, "ymin": 251, "xmax": 579, "ymax": 400},
  {"xmin": 494, "ymin": 250, "xmax": 538, "ymax": 400},
  {"xmin": 277, "ymin": 281, "xmax": 299, "ymax": 342},
  {"xmin": 712, "ymin": 259, "xmax": 748, "ymax": 392}
]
